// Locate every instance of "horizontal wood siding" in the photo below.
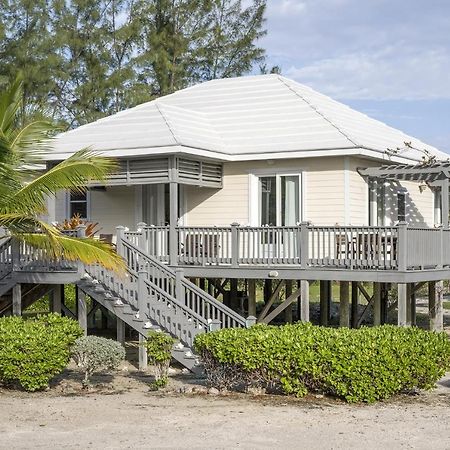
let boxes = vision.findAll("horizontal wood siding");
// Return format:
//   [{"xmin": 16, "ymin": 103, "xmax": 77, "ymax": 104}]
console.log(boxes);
[{"xmin": 185, "ymin": 157, "xmax": 346, "ymax": 226}]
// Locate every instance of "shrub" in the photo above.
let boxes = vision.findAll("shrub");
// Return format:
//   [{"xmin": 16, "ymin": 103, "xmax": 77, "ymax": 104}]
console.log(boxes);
[
  {"xmin": 0, "ymin": 314, "xmax": 83, "ymax": 391},
  {"xmin": 194, "ymin": 323, "xmax": 450, "ymax": 403},
  {"xmin": 71, "ymin": 336, "xmax": 125, "ymax": 387},
  {"xmin": 145, "ymin": 330, "xmax": 176, "ymax": 389}
]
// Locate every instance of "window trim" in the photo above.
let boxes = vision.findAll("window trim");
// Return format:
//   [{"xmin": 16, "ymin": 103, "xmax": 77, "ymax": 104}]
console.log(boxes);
[
  {"xmin": 249, "ymin": 169, "xmax": 304, "ymax": 226},
  {"xmin": 67, "ymin": 190, "xmax": 90, "ymax": 220}
]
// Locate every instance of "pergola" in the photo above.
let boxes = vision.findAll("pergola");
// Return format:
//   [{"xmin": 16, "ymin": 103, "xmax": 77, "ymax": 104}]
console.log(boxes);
[{"xmin": 358, "ymin": 161, "xmax": 450, "ymax": 227}]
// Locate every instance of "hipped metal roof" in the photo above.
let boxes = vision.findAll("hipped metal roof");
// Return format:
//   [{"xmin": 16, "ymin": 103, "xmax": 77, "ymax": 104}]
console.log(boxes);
[{"xmin": 49, "ymin": 74, "xmax": 449, "ymax": 163}]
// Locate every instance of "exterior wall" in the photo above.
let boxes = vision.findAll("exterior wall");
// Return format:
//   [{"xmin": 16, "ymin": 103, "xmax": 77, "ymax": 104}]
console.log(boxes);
[
  {"xmin": 53, "ymin": 186, "xmax": 138, "ymax": 234},
  {"xmin": 185, "ymin": 157, "xmax": 346, "ymax": 226}
]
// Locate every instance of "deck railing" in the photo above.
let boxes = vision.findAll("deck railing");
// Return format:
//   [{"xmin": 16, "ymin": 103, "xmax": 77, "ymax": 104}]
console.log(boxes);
[{"xmin": 120, "ymin": 222, "xmax": 450, "ymax": 271}]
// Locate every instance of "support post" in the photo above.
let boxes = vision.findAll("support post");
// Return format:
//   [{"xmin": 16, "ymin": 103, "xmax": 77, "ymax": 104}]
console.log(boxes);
[
  {"xmin": 139, "ymin": 333, "xmax": 148, "ymax": 371},
  {"xmin": 117, "ymin": 318, "xmax": 125, "ymax": 345},
  {"xmin": 230, "ymin": 222, "xmax": 240, "ymax": 268},
  {"xmin": 429, "ymin": 281, "xmax": 444, "ymax": 332},
  {"xmin": 12, "ymin": 284, "xmax": 21, "ymax": 316},
  {"xmin": 230, "ymin": 278, "xmax": 238, "ymax": 310},
  {"xmin": 397, "ymin": 222, "xmax": 408, "ymax": 272},
  {"xmin": 397, "ymin": 283, "xmax": 408, "ymax": 327},
  {"xmin": 369, "ymin": 179, "xmax": 378, "ymax": 225},
  {"xmin": 320, "ymin": 280, "xmax": 330, "ymax": 326},
  {"xmin": 373, "ymin": 282, "xmax": 381, "ymax": 326},
  {"xmin": 300, "ymin": 280, "xmax": 310, "ymax": 322},
  {"xmin": 300, "ymin": 221, "xmax": 309, "ymax": 268},
  {"xmin": 50, "ymin": 285, "xmax": 62, "ymax": 314},
  {"xmin": 115, "ymin": 226, "xmax": 125, "ymax": 257},
  {"xmin": 351, "ymin": 281, "xmax": 358, "ymax": 328},
  {"xmin": 406, "ymin": 283, "xmax": 412, "ymax": 326},
  {"xmin": 246, "ymin": 316, "xmax": 257, "ymax": 328},
  {"xmin": 248, "ymin": 279, "xmax": 256, "ymax": 317},
  {"xmin": 138, "ymin": 269, "xmax": 147, "ymax": 316},
  {"xmin": 137, "ymin": 222, "xmax": 147, "ymax": 253},
  {"xmin": 169, "ymin": 180, "xmax": 178, "ymax": 266},
  {"xmin": 284, "ymin": 280, "xmax": 293, "ymax": 323},
  {"xmin": 76, "ymin": 224, "xmax": 87, "ymax": 238},
  {"xmin": 175, "ymin": 268, "xmax": 184, "ymax": 304},
  {"xmin": 339, "ymin": 281, "xmax": 350, "ymax": 327},
  {"xmin": 77, "ymin": 287, "xmax": 88, "ymax": 335}
]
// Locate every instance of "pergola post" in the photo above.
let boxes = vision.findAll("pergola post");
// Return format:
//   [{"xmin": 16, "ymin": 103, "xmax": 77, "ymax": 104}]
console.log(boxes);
[{"xmin": 442, "ymin": 178, "xmax": 449, "ymax": 228}]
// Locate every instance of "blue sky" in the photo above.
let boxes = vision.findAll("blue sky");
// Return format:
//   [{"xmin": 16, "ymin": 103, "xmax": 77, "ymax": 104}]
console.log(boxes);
[{"xmin": 262, "ymin": 0, "xmax": 450, "ymax": 153}]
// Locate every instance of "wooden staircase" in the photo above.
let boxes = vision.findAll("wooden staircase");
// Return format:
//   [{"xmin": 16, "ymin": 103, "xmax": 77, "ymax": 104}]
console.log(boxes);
[{"xmin": 77, "ymin": 236, "xmax": 246, "ymax": 373}]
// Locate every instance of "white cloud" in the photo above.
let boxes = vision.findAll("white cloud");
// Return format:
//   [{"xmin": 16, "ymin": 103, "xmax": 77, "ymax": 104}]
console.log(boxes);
[
  {"xmin": 268, "ymin": 0, "xmax": 307, "ymax": 16},
  {"xmin": 284, "ymin": 46, "xmax": 450, "ymax": 100}
]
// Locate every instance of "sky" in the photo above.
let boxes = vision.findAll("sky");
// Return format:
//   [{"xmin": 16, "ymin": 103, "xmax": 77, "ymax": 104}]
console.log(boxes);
[{"xmin": 262, "ymin": 0, "xmax": 450, "ymax": 153}]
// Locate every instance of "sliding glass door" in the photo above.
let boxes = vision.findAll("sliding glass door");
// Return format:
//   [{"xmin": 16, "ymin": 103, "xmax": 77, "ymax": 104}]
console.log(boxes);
[{"xmin": 259, "ymin": 175, "xmax": 301, "ymax": 226}]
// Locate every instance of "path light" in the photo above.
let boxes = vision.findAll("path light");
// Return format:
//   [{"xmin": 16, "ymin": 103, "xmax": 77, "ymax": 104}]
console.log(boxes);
[
  {"xmin": 144, "ymin": 321, "xmax": 152, "ymax": 329},
  {"xmin": 419, "ymin": 181, "xmax": 428, "ymax": 193}
]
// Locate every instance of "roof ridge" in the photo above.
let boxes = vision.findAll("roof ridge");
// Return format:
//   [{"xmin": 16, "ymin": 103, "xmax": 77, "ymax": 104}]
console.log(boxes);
[
  {"xmin": 154, "ymin": 101, "xmax": 180, "ymax": 145},
  {"xmin": 277, "ymin": 76, "xmax": 360, "ymax": 147}
]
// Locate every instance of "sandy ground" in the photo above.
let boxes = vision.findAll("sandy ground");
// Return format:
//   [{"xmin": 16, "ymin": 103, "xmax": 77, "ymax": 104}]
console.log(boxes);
[{"xmin": 0, "ymin": 363, "xmax": 449, "ymax": 450}]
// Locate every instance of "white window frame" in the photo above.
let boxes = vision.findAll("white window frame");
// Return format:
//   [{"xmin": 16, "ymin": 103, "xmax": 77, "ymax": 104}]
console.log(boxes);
[{"xmin": 248, "ymin": 169, "xmax": 304, "ymax": 226}]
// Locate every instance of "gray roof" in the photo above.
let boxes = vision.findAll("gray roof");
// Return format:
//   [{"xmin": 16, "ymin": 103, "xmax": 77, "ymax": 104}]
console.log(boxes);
[{"xmin": 50, "ymin": 74, "xmax": 448, "ymax": 162}]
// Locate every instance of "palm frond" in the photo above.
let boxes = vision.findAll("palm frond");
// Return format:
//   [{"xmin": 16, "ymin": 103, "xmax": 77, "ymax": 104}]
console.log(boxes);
[
  {"xmin": 5, "ymin": 149, "xmax": 117, "ymax": 215},
  {"xmin": 19, "ymin": 233, "xmax": 126, "ymax": 273},
  {"xmin": 0, "ymin": 213, "xmax": 60, "ymax": 236},
  {"xmin": 0, "ymin": 76, "xmax": 22, "ymax": 136}
]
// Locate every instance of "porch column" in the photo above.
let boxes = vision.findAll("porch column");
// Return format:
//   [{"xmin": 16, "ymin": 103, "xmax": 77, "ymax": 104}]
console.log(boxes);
[
  {"xmin": 339, "ymin": 281, "xmax": 350, "ymax": 327},
  {"xmin": 248, "ymin": 279, "xmax": 257, "ymax": 317},
  {"xmin": 397, "ymin": 283, "xmax": 408, "ymax": 326},
  {"xmin": 169, "ymin": 180, "xmax": 178, "ymax": 266},
  {"xmin": 299, "ymin": 280, "xmax": 310, "ymax": 322},
  {"xmin": 373, "ymin": 282, "xmax": 381, "ymax": 326},
  {"xmin": 429, "ymin": 281, "xmax": 444, "ymax": 332},
  {"xmin": 77, "ymin": 287, "xmax": 88, "ymax": 336},
  {"xmin": 12, "ymin": 284, "xmax": 21, "ymax": 316}
]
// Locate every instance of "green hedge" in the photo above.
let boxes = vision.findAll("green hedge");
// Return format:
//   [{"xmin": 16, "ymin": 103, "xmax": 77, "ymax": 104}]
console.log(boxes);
[
  {"xmin": 0, "ymin": 314, "xmax": 83, "ymax": 391},
  {"xmin": 194, "ymin": 323, "xmax": 450, "ymax": 403}
]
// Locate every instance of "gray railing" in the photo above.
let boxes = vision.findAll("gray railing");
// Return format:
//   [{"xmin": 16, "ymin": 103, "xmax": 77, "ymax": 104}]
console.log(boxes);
[
  {"xmin": 123, "ymin": 222, "xmax": 450, "ymax": 272},
  {"xmin": 117, "ymin": 231, "xmax": 246, "ymax": 329}
]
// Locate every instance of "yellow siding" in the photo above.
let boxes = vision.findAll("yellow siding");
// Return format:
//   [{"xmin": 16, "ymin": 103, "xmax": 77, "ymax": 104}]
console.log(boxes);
[{"xmin": 185, "ymin": 157, "xmax": 346, "ymax": 226}]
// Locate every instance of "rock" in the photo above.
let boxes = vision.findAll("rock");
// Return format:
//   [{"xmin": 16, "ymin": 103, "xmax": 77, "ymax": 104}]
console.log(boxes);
[
  {"xmin": 207, "ymin": 387, "xmax": 220, "ymax": 396},
  {"xmin": 247, "ymin": 387, "xmax": 265, "ymax": 396},
  {"xmin": 168, "ymin": 367, "xmax": 179, "ymax": 375},
  {"xmin": 191, "ymin": 386, "xmax": 207, "ymax": 394}
]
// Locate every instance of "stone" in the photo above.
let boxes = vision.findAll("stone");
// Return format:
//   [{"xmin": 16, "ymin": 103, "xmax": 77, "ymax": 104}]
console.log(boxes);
[{"xmin": 207, "ymin": 387, "xmax": 220, "ymax": 396}]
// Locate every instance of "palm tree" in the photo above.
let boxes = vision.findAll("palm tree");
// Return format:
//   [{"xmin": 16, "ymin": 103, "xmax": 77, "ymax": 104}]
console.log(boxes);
[{"xmin": 0, "ymin": 77, "xmax": 125, "ymax": 272}]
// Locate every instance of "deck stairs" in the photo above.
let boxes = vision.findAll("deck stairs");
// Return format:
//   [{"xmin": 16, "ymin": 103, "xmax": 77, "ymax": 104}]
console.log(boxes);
[{"xmin": 77, "ymin": 236, "xmax": 246, "ymax": 373}]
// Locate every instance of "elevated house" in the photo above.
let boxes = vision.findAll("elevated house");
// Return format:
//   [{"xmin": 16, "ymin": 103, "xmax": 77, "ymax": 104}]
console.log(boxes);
[{"xmin": 1, "ymin": 75, "xmax": 448, "ymax": 371}]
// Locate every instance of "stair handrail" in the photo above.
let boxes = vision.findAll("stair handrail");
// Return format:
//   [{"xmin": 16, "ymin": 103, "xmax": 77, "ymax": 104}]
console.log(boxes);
[
  {"xmin": 120, "ymin": 236, "xmax": 246, "ymax": 328},
  {"xmin": 0, "ymin": 237, "xmax": 12, "ymax": 280}
]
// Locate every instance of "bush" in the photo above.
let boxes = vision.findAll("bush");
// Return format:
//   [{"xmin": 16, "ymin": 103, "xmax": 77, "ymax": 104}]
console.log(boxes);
[
  {"xmin": 71, "ymin": 336, "xmax": 125, "ymax": 387},
  {"xmin": 145, "ymin": 330, "xmax": 176, "ymax": 389},
  {"xmin": 194, "ymin": 323, "xmax": 450, "ymax": 403},
  {"xmin": 0, "ymin": 314, "xmax": 83, "ymax": 391}
]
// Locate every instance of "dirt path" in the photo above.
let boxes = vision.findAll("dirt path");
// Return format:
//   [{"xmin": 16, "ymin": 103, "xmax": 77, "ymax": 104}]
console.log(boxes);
[{"xmin": 1, "ymin": 370, "xmax": 449, "ymax": 450}]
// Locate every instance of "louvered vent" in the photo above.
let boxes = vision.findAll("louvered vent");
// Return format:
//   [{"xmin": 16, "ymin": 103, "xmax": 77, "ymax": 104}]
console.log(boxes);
[{"xmin": 178, "ymin": 158, "xmax": 223, "ymax": 187}]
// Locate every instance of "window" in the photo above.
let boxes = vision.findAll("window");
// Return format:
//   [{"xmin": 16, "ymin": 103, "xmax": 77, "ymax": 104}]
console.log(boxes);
[
  {"xmin": 397, "ymin": 192, "xmax": 406, "ymax": 222},
  {"xmin": 69, "ymin": 191, "xmax": 88, "ymax": 219},
  {"xmin": 259, "ymin": 174, "xmax": 301, "ymax": 226}
]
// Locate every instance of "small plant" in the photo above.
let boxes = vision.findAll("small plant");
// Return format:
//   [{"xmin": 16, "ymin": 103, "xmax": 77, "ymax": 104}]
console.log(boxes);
[
  {"xmin": 56, "ymin": 213, "xmax": 100, "ymax": 237},
  {"xmin": 71, "ymin": 336, "xmax": 125, "ymax": 388},
  {"xmin": 145, "ymin": 330, "xmax": 176, "ymax": 389},
  {"xmin": 0, "ymin": 314, "xmax": 83, "ymax": 391}
]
